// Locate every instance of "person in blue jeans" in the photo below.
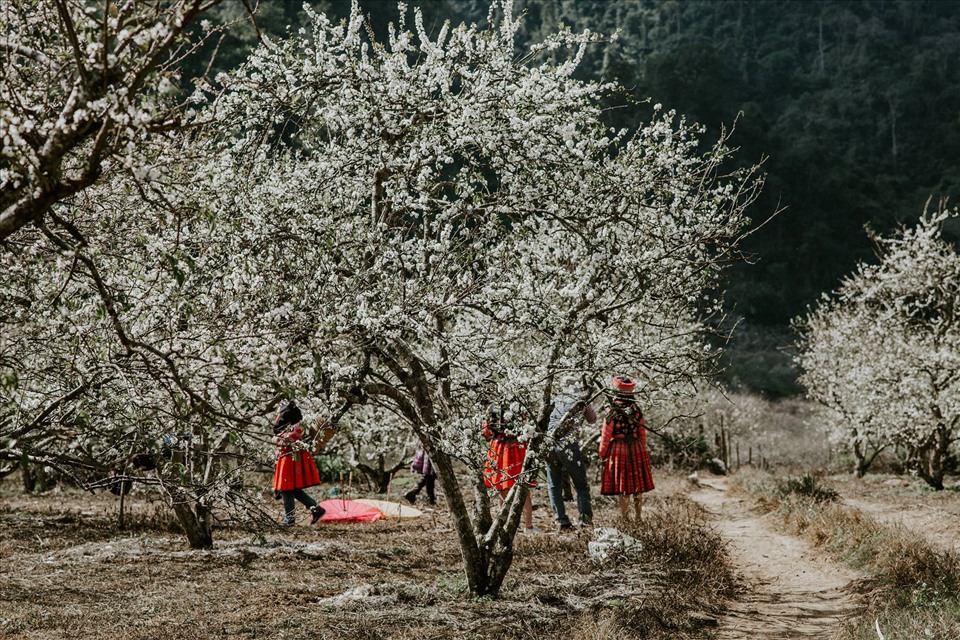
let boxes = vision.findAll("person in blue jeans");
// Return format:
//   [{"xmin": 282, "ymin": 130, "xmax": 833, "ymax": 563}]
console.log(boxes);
[{"xmin": 546, "ymin": 387, "xmax": 597, "ymax": 530}]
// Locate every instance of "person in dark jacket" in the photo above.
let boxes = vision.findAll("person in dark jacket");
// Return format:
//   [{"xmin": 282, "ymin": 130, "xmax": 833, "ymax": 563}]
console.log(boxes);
[
  {"xmin": 404, "ymin": 448, "xmax": 437, "ymax": 506},
  {"xmin": 545, "ymin": 381, "xmax": 597, "ymax": 530}
]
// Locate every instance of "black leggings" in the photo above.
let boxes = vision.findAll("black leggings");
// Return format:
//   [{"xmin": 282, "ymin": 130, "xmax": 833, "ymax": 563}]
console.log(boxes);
[
  {"xmin": 281, "ymin": 488, "xmax": 318, "ymax": 522},
  {"xmin": 410, "ymin": 474, "xmax": 436, "ymax": 502}
]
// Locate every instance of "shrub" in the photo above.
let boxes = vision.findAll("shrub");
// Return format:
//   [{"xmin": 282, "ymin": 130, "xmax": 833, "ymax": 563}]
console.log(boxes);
[{"xmin": 776, "ymin": 472, "xmax": 839, "ymax": 503}]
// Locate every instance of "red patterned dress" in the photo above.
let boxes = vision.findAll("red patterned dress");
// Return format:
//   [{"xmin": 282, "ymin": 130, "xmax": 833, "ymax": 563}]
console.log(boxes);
[
  {"xmin": 273, "ymin": 424, "xmax": 321, "ymax": 492},
  {"xmin": 482, "ymin": 418, "xmax": 530, "ymax": 492},
  {"xmin": 599, "ymin": 399, "xmax": 654, "ymax": 495}
]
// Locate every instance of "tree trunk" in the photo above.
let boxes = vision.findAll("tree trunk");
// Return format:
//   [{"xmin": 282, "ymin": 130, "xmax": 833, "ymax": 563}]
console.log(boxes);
[
  {"xmin": 428, "ymin": 449, "xmax": 493, "ymax": 594},
  {"xmin": 171, "ymin": 494, "xmax": 213, "ymax": 549},
  {"xmin": 20, "ymin": 451, "xmax": 34, "ymax": 493},
  {"xmin": 852, "ymin": 438, "xmax": 868, "ymax": 477},
  {"xmin": 364, "ymin": 345, "xmax": 548, "ymax": 598},
  {"xmin": 915, "ymin": 427, "xmax": 948, "ymax": 491},
  {"xmin": 851, "ymin": 434, "xmax": 883, "ymax": 478},
  {"xmin": 424, "ymin": 446, "xmax": 524, "ymax": 597},
  {"xmin": 356, "ymin": 456, "xmax": 406, "ymax": 493}
]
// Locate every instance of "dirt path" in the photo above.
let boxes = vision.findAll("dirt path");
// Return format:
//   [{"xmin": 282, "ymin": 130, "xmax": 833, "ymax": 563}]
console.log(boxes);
[{"xmin": 688, "ymin": 477, "xmax": 862, "ymax": 639}]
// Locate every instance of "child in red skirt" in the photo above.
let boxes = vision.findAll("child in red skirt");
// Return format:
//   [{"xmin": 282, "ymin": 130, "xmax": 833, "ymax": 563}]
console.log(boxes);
[
  {"xmin": 483, "ymin": 404, "xmax": 536, "ymax": 533},
  {"xmin": 599, "ymin": 375, "xmax": 654, "ymax": 521},
  {"xmin": 272, "ymin": 400, "xmax": 325, "ymax": 526}
]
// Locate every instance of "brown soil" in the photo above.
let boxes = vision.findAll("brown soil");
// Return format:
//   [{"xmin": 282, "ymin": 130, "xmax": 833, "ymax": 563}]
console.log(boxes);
[
  {"xmin": 830, "ymin": 474, "xmax": 960, "ymax": 554},
  {"xmin": 0, "ymin": 473, "xmax": 727, "ymax": 640},
  {"xmin": 7, "ymin": 470, "xmax": 953, "ymax": 639},
  {"xmin": 688, "ymin": 475, "xmax": 862, "ymax": 639}
]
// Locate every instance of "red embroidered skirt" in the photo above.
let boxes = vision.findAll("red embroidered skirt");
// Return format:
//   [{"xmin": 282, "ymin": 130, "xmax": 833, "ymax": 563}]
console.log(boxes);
[
  {"xmin": 601, "ymin": 440, "xmax": 654, "ymax": 495},
  {"xmin": 273, "ymin": 450, "xmax": 321, "ymax": 492},
  {"xmin": 484, "ymin": 440, "xmax": 530, "ymax": 491}
]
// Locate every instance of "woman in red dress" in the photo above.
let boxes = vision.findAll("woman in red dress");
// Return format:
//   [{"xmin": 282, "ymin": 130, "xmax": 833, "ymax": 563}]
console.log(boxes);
[
  {"xmin": 272, "ymin": 400, "xmax": 325, "ymax": 526},
  {"xmin": 483, "ymin": 404, "xmax": 536, "ymax": 532},
  {"xmin": 599, "ymin": 375, "xmax": 655, "ymax": 521}
]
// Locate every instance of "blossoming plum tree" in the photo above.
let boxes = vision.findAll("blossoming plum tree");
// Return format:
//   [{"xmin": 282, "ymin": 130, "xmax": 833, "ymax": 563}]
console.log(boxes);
[
  {"xmin": 0, "ymin": 162, "xmax": 282, "ymax": 547},
  {"xmin": 196, "ymin": 1, "xmax": 760, "ymax": 594},
  {"xmin": 3, "ymin": 0, "xmax": 759, "ymax": 590},
  {"xmin": 0, "ymin": 0, "xmax": 222, "ymax": 240},
  {"xmin": 0, "ymin": 0, "xmax": 292, "ymax": 548},
  {"xmin": 331, "ymin": 404, "xmax": 419, "ymax": 493},
  {"xmin": 797, "ymin": 209, "xmax": 960, "ymax": 489}
]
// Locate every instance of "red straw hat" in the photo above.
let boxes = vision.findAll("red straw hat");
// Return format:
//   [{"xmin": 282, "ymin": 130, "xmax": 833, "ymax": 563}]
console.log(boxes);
[{"xmin": 611, "ymin": 375, "xmax": 636, "ymax": 394}]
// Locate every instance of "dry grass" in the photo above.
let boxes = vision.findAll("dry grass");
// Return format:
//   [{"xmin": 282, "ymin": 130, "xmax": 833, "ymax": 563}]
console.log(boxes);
[
  {"xmin": 782, "ymin": 501, "xmax": 960, "ymax": 640},
  {"xmin": 735, "ymin": 469, "xmax": 960, "ymax": 640},
  {"xmin": 0, "ymin": 474, "xmax": 734, "ymax": 640},
  {"xmin": 566, "ymin": 495, "xmax": 737, "ymax": 639}
]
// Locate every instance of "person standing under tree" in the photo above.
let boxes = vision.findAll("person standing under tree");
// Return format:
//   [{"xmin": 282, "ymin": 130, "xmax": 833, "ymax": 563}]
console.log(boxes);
[
  {"xmin": 272, "ymin": 400, "xmax": 325, "ymax": 526},
  {"xmin": 598, "ymin": 375, "xmax": 654, "ymax": 521},
  {"xmin": 483, "ymin": 404, "xmax": 537, "ymax": 533},
  {"xmin": 545, "ymin": 378, "xmax": 597, "ymax": 530},
  {"xmin": 404, "ymin": 447, "xmax": 437, "ymax": 506}
]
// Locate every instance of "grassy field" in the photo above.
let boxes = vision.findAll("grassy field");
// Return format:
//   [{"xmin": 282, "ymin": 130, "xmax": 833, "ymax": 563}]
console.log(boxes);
[
  {"xmin": 0, "ymin": 472, "xmax": 734, "ymax": 640},
  {"xmin": 3, "ymin": 430, "xmax": 959, "ymax": 640}
]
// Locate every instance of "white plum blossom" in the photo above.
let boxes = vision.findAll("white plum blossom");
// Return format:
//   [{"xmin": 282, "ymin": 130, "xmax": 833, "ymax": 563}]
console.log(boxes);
[
  {"xmin": 195, "ymin": 0, "xmax": 759, "ymax": 595},
  {"xmin": 2, "ymin": 0, "xmax": 760, "ymax": 593},
  {"xmin": 0, "ymin": 0, "xmax": 220, "ymax": 241},
  {"xmin": 797, "ymin": 208, "xmax": 960, "ymax": 489}
]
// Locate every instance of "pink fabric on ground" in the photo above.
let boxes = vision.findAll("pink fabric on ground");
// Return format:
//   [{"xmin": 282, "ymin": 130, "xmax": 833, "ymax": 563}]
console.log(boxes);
[{"xmin": 315, "ymin": 499, "xmax": 384, "ymax": 523}]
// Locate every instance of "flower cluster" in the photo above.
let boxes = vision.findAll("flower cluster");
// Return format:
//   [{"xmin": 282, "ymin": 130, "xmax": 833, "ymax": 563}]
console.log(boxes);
[
  {"xmin": 797, "ymin": 208, "xmax": 960, "ymax": 488},
  {"xmin": 1, "ymin": 1, "xmax": 759, "ymax": 575},
  {"xmin": 0, "ymin": 0, "xmax": 219, "ymax": 240}
]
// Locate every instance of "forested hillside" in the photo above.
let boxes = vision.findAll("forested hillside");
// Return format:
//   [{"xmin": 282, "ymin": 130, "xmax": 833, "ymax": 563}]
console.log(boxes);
[
  {"xmin": 587, "ymin": 0, "xmax": 960, "ymax": 327},
  {"xmin": 190, "ymin": 0, "xmax": 960, "ymax": 391}
]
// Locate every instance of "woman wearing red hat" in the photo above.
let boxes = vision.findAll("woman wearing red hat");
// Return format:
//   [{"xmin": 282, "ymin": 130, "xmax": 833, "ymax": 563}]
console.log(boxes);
[
  {"xmin": 599, "ymin": 375, "xmax": 655, "ymax": 520},
  {"xmin": 272, "ymin": 400, "xmax": 325, "ymax": 526}
]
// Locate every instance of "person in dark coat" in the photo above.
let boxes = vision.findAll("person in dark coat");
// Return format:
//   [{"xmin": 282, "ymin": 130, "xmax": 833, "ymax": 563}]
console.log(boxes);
[
  {"xmin": 272, "ymin": 400, "xmax": 325, "ymax": 526},
  {"xmin": 598, "ymin": 375, "xmax": 654, "ymax": 521},
  {"xmin": 545, "ymin": 383, "xmax": 597, "ymax": 530},
  {"xmin": 404, "ymin": 448, "xmax": 437, "ymax": 506}
]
